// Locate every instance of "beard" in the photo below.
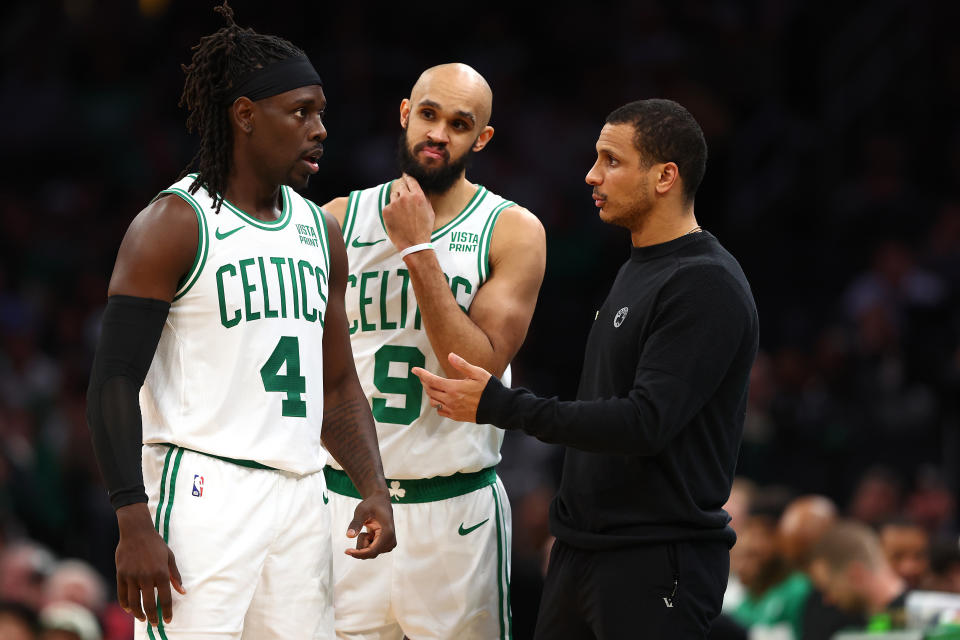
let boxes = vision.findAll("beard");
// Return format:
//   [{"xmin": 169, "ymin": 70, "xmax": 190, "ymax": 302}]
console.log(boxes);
[
  {"xmin": 603, "ymin": 198, "xmax": 650, "ymax": 229},
  {"xmin": 396, "ymin": 128, "xmax": 473, "ymax": 195},
  {"xmin": 595, "ymin": 174, "xmax": 653, "ymax": 232}
]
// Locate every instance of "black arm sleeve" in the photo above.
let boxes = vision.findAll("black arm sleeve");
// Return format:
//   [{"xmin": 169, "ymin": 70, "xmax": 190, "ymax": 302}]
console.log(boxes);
[
  {"xmin": 85, "ymin": 295, "xmax": 170, "ymax": 510},
  {"xmin": 476, "ymin": 268, "xmax": 753, "ymax": 455}
]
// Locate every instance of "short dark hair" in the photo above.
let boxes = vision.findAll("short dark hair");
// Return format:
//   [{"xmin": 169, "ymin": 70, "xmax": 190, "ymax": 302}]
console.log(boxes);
[
  {"xmin": 605, "ymin": 99, "xmax": 707, "ymax": 203},
  {"xmin": 178, "ymin": 2, "xmax": 307, "ymax": 212}
]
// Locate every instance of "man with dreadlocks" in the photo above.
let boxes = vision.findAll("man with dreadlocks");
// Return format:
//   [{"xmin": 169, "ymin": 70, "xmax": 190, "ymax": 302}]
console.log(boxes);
[
  {"xmin": 320, "ymin": 63, "xmax": 546, "ymax": 639},
  {"xmin": 85, "ymin": 4, "xmax": 395, "ymax": 638}
]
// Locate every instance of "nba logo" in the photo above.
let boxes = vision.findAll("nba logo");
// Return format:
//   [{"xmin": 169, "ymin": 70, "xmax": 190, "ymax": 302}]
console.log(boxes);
[{"xmin": 192, "ymin": 475, "xmax": 204, "ymax": 497}]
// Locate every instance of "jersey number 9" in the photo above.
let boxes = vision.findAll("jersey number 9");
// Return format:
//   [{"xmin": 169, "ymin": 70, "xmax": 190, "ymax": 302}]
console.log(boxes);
[{"xmin": 372, "ymin": 345, "xmax": 425, "ymax": 425}]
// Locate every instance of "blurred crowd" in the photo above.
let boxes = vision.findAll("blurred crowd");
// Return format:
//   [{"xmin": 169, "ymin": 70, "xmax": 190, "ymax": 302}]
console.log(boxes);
[
  {"xmin": 709, "ymin": 480, "xmax": 960, "ymax": 638},
  {"xmin": 0, "ymin": 548, "xmax": 128, "ymax": 640},
  {"xmin": 2, "ymin": 0, "xmax": 959, "ymax": 638}
]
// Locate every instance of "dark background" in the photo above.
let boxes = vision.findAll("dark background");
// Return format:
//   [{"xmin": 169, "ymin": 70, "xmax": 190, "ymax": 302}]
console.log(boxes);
[{"xmin": 1, "ymin": 1, "xmax": 958, "ymax": 638}]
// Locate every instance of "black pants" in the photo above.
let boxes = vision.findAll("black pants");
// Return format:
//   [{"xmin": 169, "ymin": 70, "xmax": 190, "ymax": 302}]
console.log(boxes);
[{"xmin": 534, "ymin": 538, "xmax": 729, "ymax": 639}]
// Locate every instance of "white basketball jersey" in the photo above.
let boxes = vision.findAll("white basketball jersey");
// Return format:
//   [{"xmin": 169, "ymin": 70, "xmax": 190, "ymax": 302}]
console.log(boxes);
[
  {"xmin": 140, "ymin": 174, "xmax": 331, "ymax": 475},
  {"xmin": 333, "ymin": 181, "xmax": 514, "ymax": 479}
]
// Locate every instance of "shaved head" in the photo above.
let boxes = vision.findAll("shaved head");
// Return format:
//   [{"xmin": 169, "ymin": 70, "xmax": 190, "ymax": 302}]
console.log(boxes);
[
  {"xmin": 410, "ymin": 63, "xmax": 493, "ymax": 128},
  {"xmin": 779, "ymin": 495, "xmax": 838, "ymax": 569}
]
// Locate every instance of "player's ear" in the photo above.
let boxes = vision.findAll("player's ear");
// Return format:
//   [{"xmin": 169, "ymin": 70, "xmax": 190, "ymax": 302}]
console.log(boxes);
[
  {"xmin": 472, "ymin": 125, "xmax": 494, "ymax": 152},
  {"xmin": 399, "ymin": 98, "xmax": 411, "ymax": 129},
  {"xmin": 231, "ymin": 97, "xmax": 255, "ymax": 135},
  {"xmin": 655, "ymin": 161, "xmax": 679, "ymax": 196}
]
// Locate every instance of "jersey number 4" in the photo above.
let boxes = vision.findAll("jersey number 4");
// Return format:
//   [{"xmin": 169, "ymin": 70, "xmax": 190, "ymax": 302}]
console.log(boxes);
[
  {"xmin": 260, "ymin": 340, "xmax": 427, "ymax": 423},
  {"xmin": 260, "ymin": 336, "xmax": 307, "ymax": 417}
]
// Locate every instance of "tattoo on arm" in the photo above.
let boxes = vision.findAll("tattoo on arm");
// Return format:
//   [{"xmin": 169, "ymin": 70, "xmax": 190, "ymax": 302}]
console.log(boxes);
[{"xmin": 322, "ymin": 392, "xmax": 387, "ymax": 496}]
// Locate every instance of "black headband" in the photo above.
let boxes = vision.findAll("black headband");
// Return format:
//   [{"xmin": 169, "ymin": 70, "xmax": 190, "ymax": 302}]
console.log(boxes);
[{"xmin": 224, "ymin": 55, "xmax": 323, "ymax": 104}]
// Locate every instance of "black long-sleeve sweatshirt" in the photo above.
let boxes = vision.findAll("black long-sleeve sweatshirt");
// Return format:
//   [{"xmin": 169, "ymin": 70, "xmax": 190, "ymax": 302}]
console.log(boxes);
[{"xmin": 478, "ymin": 231, "xmax": 758, "ymax": 550}]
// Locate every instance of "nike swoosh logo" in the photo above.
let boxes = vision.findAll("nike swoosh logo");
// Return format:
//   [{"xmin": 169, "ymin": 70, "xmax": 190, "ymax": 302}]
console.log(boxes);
[
  {"xmin": 458, "ymin": 519, "xmax": 489, "ymax": 536},
  {"xmin": 351, "ymin": 237, "xmax": 386, "ymax": 248},
  {"xmin": 215, "ymin": 226, "xmax": 244, "ymax": 240},
  {"xmin": 322, "ymin": 492, "xmax": 329, "ymax": 504}
]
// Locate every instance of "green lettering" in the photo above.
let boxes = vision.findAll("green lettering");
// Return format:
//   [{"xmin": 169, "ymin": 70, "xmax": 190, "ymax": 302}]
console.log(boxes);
[
  {"xmin": 259, "ymin": 257, "xmax": 278, "ymax": 319},
  {"xmin": 298, "ymin": 260, "xmax": 316, "ymax": 322},
  {"xmin": 396, "ymin": 269, "xmax": 411, "ymax": 329},
  {"xmin": 347, "ymin": 274, "xmax": 358, "ymax": 334},
  {"xmin": 359, "ymin": 271, "xmax": 377, "ymax": 332},
  {"xmin": 239, "ymin": 258, "xmax": 260, "ymax": 321},
  {"xmin": 216, "ymin": 264, "xmax": 240, "ymax": 328},
  {"xmin": 287, "ymin": 258, "xmax": 300, "ymax": 319},
  {"xmin": 379, "ymin": 271, "xmax": 397, "ymax": 330},
  {"xmin": 270, "ymin": 257, "xmax": 288, "ymax": 318},
  {"xmin": 315, "ymin": 266, "xmax": 327, "ymax": 328},
  {"xmin": 451, "ymin": 275, "xmax": 472, "ymax": 313}
]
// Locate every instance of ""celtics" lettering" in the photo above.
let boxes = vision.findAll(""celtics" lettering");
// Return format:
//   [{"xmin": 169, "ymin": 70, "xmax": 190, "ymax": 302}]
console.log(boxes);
[
  {"xmin": 346, "ymin": 269, "xmax": 472, "ymax": 334},
  {"xmin": 216, "ymin": 256, "xmax": 328, "ymax": 328}
]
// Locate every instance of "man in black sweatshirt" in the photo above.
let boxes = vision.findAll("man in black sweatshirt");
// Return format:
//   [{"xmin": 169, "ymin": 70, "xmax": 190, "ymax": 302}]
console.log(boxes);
[{"xmin": 413, "ymin": 99, "xmax": 759, "ymax": 639}]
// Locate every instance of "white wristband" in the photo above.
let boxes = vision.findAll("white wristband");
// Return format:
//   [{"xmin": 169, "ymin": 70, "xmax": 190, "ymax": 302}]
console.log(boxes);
[{"xmin": 399, "ymin": 242, "xmax": 435, "ymax": 259}]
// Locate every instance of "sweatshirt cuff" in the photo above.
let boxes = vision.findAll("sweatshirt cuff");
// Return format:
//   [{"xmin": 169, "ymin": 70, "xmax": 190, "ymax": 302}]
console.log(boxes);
[{"xmin": 477, "ymin": 375, "xmax": 514, "ymax": 429}]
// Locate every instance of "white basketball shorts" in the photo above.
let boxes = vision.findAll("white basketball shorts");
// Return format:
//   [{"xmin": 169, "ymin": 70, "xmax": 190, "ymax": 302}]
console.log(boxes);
[
  {"xmin": 325, "ymin": 467, "xmax": 512, "ymax": 640},
  {"xmin": 135, "ymin": 444, "xmax": 334, "ymax": 640}
]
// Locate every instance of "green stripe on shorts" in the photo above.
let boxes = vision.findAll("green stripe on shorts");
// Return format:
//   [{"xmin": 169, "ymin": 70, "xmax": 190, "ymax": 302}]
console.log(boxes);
[
  {"xmin": 492, "ymin": 484, "xmax": 512, "ymax": 639},
  {"xmin": 163, "ymin": 449, "xmax": 184, "ymax": 543},
  {"xmin": 154, "ymin": 447, "xmax": 175, "ymax": 531},
  {"xmin": 150, "ymin": 446, "xmax": 182, "ymax": 640}
]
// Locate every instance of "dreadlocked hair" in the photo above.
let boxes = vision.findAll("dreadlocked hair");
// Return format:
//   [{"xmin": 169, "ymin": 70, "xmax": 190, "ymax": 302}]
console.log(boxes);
[{"xmin": 177, "ymin": 1, "xmax": 306, "ymax": 212}]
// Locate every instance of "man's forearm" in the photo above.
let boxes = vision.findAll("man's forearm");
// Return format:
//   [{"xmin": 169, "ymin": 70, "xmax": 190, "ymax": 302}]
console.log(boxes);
[
  {"xmin": 476, "ymin": 375, "xmax": 701, "ymax": 456},
  {"xmin": 86, "ymin": 295, "xmax": 170, "ymax": 509},
  {"xmin": 403, "ymin": 251, "xmax": 500, "ymax": 377},
  {"xmin": 322, "ymin": 383, "xmax": 388, "ymax": 497}
]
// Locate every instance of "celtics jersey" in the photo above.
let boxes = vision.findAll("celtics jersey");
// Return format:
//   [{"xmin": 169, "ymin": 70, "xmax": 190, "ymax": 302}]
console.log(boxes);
[
  {"xmin": 333, "ymin": 180, "xmax": 514, "ymax": 479},
  {"xmin": 140, "ymin": 175, "xmax": 331, "ymax": 475}
]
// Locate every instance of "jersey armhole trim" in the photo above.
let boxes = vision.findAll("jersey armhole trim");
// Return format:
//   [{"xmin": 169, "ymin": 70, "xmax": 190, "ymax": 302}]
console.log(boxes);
[
  {"xmin": 492, "ymin": 483, "xmax": 512, "ymax": 638},
  {"xmin": 161, "ymin": 187, "xmax": 209, "ymax": 301},
  {"xmin": 432, "ymin": 186, "xmax": 488, "ymax": 242},
  {"xmin": 342, "ymin": 190, "xmax": 361, "ymax": 247},
  {"xmin": 478, "ymin": 201, "xmax": 514, "ymax": 284},
  {"xmin": 376, "ymin": 182, "xmax": 391, "ymax": 235},
  {"xmin": 305, "ymin": 199, "xmax": 331, "ymax": 275},
  {"xmin": 149, "ymin": 173, "xmax": 201, "ymax": 205}
]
